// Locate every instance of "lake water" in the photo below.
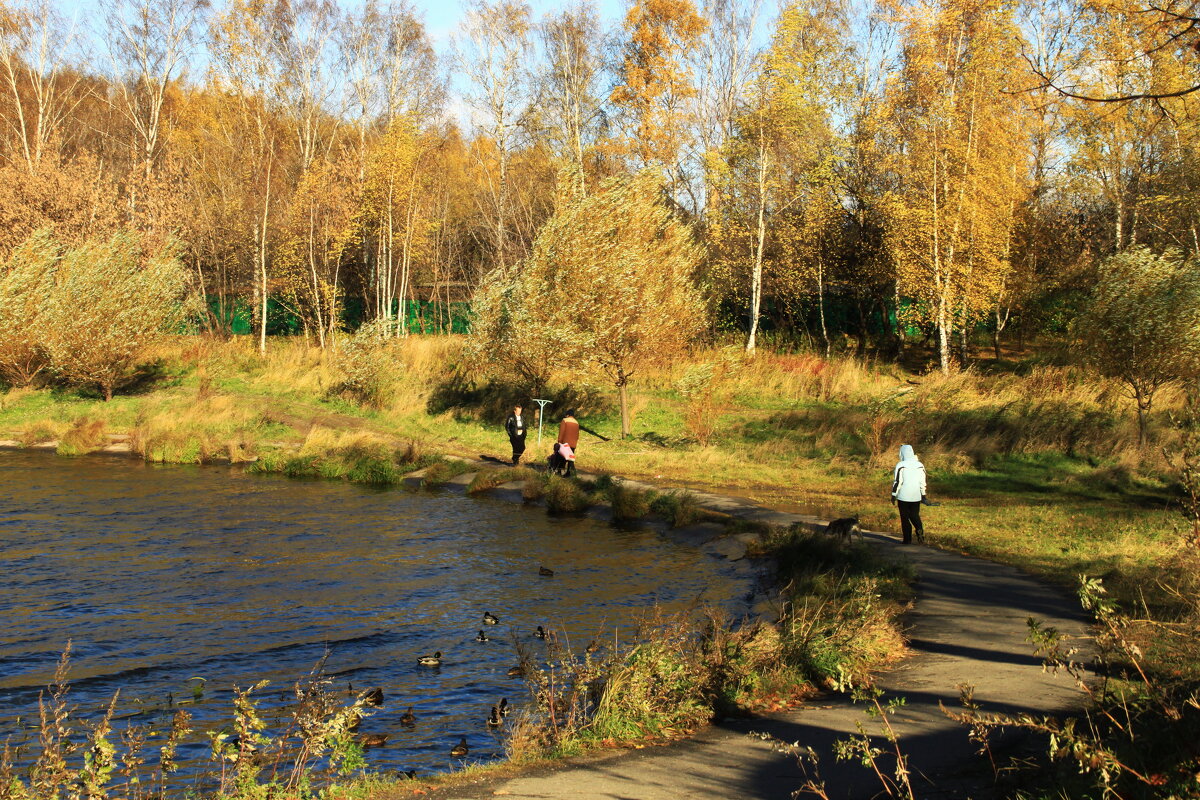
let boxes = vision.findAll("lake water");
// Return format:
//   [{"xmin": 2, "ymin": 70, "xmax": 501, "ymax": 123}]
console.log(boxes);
[{"xmin": 0, "ymin": 450, "xmax": 758, "ymax": 779}]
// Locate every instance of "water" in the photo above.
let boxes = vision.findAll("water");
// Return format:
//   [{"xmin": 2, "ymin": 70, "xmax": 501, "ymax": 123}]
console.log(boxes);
[{"xmin": 0, "ymin": 450, "xmax": 757, "ymax": 778}]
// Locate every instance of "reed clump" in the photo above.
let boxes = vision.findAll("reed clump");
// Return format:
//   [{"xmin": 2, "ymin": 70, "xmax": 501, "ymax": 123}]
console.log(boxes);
[
  {"xmin": 55, "ymin": 416, "xmax": 107, "ymax": 456},
  {"xmin": 466, "ymin": 466, "xmax": 538, "ymax": 494},
  {"xmin": 543, "ymin": 475, "xmax": 591, "ymax": 513}
]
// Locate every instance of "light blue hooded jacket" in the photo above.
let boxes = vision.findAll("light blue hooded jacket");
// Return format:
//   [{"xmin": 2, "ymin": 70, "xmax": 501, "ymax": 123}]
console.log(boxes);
[{"xmin": 891, "ymin": 444, "xmax": 927, "ymax": 503}]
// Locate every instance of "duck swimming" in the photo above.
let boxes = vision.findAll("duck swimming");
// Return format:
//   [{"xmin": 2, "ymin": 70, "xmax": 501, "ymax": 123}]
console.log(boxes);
[
  {"xmin": 506, "ymin": 665, "xmax": 525, "ymax": 678},
  {"xmin": 450, "ymin": 736, "xmax": 469, "ymax": 758},
  {"xmin": 357, "ymin": 733, "xmax": 388, "ymax": 748},
  {"xmin": 483, "ymin": 612, "xmax": 499, "ymax": 625},
  {"xmin": 538, "ymin": 566, "xmax": 554, "ymax": 577},
  {"xmin": 534, "ymin": 625, "xmax": 548, "ymax": 640},
  {"xmin": 418, "ymin": 651, "xmax": 442, "ymax": 666},
  {"xmin": 362, "ymin": 687, "xmax": 384, "ymax": 707},
  {"xmin": 498, "ymin": 698, "xmax": 509, "ymax": 717},
  {"xmin": 487, "ymin": 706, "xmax": 502, "ymax": 727},
  {"xmin": 399, "ymin": 706, "xmax": 416, "ymax": 727},
  {"xmin": 475, "ymin": 630, "xmax": 489, "ymax": 642}
]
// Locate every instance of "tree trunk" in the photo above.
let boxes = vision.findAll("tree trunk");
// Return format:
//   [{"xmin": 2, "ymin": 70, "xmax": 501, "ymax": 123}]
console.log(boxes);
[
  {"xmin": 617, "ymin": 377, "xmax": 631, "ymax": 439},
  {"xmin": 746, "ymin": 131, "xmax": 767, "ymax": 353}
]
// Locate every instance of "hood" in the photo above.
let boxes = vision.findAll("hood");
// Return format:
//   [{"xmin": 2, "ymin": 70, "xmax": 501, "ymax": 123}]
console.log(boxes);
[{"xmin": 899, "ymin": 444, "xmax": 917, "ymax": 462}]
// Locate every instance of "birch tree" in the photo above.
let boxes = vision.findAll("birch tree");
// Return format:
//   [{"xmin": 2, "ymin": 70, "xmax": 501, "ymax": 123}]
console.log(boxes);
[
  {"xmin": 881, "ymin": 0, "xmax": 1031, "ymax": 372},
  {"xmin": 456, "ymin": 0, "xmax": 533, "ymax": 273},
  {"xmin": 0, "ymin": 0, "xmax": 88, "ymax": 173}
]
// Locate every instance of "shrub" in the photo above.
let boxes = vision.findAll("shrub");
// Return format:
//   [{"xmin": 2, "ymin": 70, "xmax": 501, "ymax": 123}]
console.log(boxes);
[
  {"xmin": 608, "ymin": 479, "xmax": 651, "ymax": 521},
  {"xmin": 649, "ymin": 490, "xmax": 701, "ymax": 528},
  {"xmin": 40, "ymin": 231, "xmax": 193, "ymax": 400},
  {"xmin": 335, "ymin": 323, "xmax": 402, "ymax": 409},
  {"xmin": 56, "ymin": 417, "xmax": 107, "ymax": 456},
  {"xmin": 544, "ymin": 475, "xmax": 591, "ymax": 513}
]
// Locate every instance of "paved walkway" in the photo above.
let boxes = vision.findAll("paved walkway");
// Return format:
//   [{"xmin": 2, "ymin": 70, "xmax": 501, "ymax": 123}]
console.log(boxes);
[{"xmin": 400, "ymin": 463, "xmax": 1094, "ymax": 800}]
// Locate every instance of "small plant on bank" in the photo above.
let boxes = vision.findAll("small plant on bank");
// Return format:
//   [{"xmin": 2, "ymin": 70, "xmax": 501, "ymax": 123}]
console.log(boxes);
[
  {"xmin": 607, "ymin": 479, "xmax": 652, "ymax": 521},
  {"xmin": 56, "ymin": 417, "xmax": 107, "ymax": 456},
  {"xmin": 467, "ymin": 467, "xmax": 538, "ymax": 495},
  {"xmin": 544, "ymin": 475, "xmax": 591, "ymax": 513},
  {"xmin": 419, "ymin": 458, "xmax": 475, "ymax": 489},
  {"xmin": 649, "ymin": 490, "xmax": 701, "ymax": 528}
]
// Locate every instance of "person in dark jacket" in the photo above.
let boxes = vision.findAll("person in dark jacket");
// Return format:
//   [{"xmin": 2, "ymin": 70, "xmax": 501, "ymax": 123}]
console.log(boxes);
[{"xmin": 505, "ymin": 404, "xmax": 527, "ymax": 465}]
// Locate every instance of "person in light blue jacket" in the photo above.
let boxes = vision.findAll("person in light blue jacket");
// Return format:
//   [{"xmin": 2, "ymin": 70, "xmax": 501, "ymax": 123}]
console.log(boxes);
[{"xmin": 891, "ymin": 444, "xmax": 928, "ymax": 544}]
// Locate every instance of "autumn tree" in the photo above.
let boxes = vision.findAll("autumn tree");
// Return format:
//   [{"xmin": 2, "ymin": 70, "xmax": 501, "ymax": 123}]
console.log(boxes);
[
  {"xmin": 275, "ymin": 156, "xmax": 358, "ymax": 348},
  {"xmin": 881, "ymin": 0, "xmax": 1032, "ymax": 372},
  {"xmin": 610, "ymin": 0, "xmax": 708, "ymax": 192},
  {"xmin": 457, "ymin": 0, "xmax": 533, "ymax": 272},
  {"xmin": 101, "ymin": 0, "xmax": 206, "ymax": 191},
  {"xmin": 522, "ymin": 170, "xmax": 704, "ymax": 437},
  {"xmin": 40, "ymin": 230, "xmax": 192, "ymax": 400},
  {"xmin": 536, "ymin": 2, "xmax": 605, "ymax": 195},
  {"xmin": 1077, "ymin": 247, "xmax": 1200, "ymax": 445},
  {"xmin": 0, "ymin": 0, "xmax": 89, "ymax": 172},
  {"xmin": 714, "ymin": 0, "xmax": 848, "ymax": 352}
]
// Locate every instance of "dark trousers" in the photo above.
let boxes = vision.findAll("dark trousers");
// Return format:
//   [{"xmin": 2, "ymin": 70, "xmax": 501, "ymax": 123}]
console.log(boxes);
[
  {"xmin": 897, "ymin": 500, "xmax": 924, "ymax": 543},
  {"xmin": 509, "ymin": 436, "xmax": 526, "ymax": 464}
]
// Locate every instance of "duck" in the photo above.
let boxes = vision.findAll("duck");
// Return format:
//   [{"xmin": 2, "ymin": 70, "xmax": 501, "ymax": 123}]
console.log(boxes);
[
  {"xmin": 450, "ymin": 736, "xmax": 469, "ymax": 758},
  {"xmin": 401, "ymin": 770, "xmax": 416, "ymax": 780},
  {"xmin": 534, "ymin": 625, "xmax": 549, "ymax": 640},
  {"xmin": 357, "ymin": 733, "xmax": 389, "ymax": 748},
  {"xmin": 538, "ymin": 566, "xmax": 554, "ymax": 577},
  {"xmin": 399, "ymin": 706, "xmax": 416, "ymax": 727},
  {"xmin": 347, "ymin": 711, "xmax": 362, "ymax": 732},
  {"xmin": 506, "ymin": 665, "xmax": 525, "ymax": 678},
  {"xmin": 483, "ymin": 611, "xmax": 500, "ymax": 625},
  {"xmin": 487, "ymin": 706, "xmax": 502, "ymax": 727},
  {"xmin": 418, "ymin": 651, "xmax": 442, "ymax": 666},
  {"xmin": 475, "ymin": 630, "xmax": 490, "ymax": 642},
  {"xmin": 362, "ymin": 687, "xmax": 384, "ymax": 707},
  {"xmin": 498, "ymin": 698, "xmax": 509, "ymax": 717}
]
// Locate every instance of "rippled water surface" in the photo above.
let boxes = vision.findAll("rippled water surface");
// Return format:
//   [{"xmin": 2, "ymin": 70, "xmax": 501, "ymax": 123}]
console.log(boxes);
[{"xmin": 0, "ymin": 450, "xmax": 756, "ymax": 777}]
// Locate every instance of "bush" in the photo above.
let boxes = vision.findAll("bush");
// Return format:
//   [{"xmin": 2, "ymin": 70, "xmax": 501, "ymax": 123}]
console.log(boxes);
[
  {"xmin": 335, "ymin": 323, "xmax": 402, "ymax": 409},
  {"xmin": 608, "ymin": 479, "xmax": 652, "ymax": 521},
  {"xmin": 544, "ymin": 475, "xmax": 591, "ymax": 513},
  {"xmin": 38, "ymin": 231, "xmax": 193, "ymax": 400},
  {"xmin": 56, "ymin": 417, "xmax": 107, "ymax": 456},
  {"xmin": 649, "ymin": 490, "xmax": 701, "ymax": 528}
]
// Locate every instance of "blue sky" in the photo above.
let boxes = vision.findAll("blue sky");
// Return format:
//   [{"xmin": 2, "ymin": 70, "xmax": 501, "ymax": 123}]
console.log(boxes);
[{"xmin": 58, "ymin": 0, "xmax": 630, "ymax": 48}]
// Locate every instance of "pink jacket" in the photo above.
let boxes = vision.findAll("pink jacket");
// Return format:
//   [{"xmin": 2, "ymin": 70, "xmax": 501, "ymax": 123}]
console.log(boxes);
[{"xmin": 559, "ymin": 443, "xmax": 575, "ymax": 461}]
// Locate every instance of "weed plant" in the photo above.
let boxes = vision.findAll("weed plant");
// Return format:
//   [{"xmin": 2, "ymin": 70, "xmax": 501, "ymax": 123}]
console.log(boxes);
[{"xmin": 0, "ymin": 648, "xmax": 376, "ymax": 800}]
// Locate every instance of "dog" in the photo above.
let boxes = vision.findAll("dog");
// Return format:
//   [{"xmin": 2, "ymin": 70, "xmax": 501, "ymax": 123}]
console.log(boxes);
[{"xmin": 825, "ymin": 516, "xmax": 863, "ymax": 544}]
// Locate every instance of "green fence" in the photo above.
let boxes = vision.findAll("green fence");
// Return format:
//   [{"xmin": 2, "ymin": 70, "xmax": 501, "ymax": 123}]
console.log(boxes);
[{"xmin": 201, "ymin": 298, "xmax": 472, "ymax": 336}]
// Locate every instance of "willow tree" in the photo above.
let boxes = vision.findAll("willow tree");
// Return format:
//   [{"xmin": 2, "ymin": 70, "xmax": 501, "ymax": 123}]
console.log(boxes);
[
  {"xmin": 1078, "ymin": 247, "xmax": 1200, "ymax": 445},
  {"xmin": 526, "ymin": 170, "xmax": 704, "ymax": 437},
  {"xmin": 881, "ymin": 0, "xmax": 1032, "ymax": 372}
]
